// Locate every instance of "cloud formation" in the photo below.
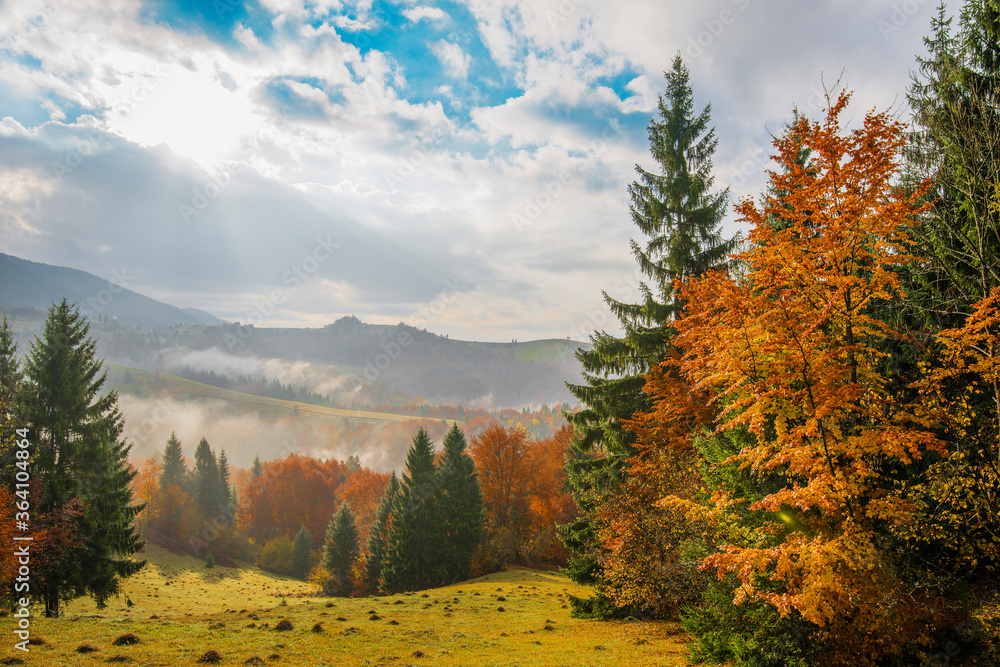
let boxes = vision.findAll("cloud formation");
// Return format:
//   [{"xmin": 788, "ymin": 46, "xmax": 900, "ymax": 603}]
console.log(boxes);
[{"xmin": 0, "ymin": 0, "xmax": 938, "ymax": 341}]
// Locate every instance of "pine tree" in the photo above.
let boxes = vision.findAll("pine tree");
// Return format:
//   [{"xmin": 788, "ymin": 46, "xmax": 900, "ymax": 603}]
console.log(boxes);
[
  {"xmin": 250, "ymin": 454, "xmax": 264, "ymax": 480},
  {"xmin": 160, "ymin": 432, "xmax": 186, "ymax": 490},
  {"xmin": 217, "ymin": 448, "xmax": 234, "ymax": 514},
  {"xmin": 323, "ymin": 503, "xmax": 360, "ymax": 596},
  {"xmin": 0, "ymin": 315, "xmax": 22, "ymax": 475},
  {"xmin": 193, "ymin": 437, "xmax": 223, "ymax": 518},
  {"xmin": 434, "ymin": 424, "xmax": 483, "ymax": 584},
  {"xmin": 907, "ymin": 1, "xmax": 1000, "ymax": 310},
  {"xmin": 292, "ymin": 525, "xmax": 314, "ymax": 580},
  {"xmin": 21, "ymin": 300, "xmax": 145, "ymax": 616},
  {"xmin": 382, "ymin": 428, "xmax": 439, "ymax": 592},
  {"xmin": 562, "ymin": 54, "xmax": 735, "ymax": 606},
  {"xmin": 363, "ymin": 472, "xmax": 399, "ymax": 593}
]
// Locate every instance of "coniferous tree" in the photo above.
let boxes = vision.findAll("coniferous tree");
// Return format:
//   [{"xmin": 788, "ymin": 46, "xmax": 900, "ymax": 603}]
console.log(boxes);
[
  {"xmin": 363, "ymin": 472, "xmax": 399, "ymax": 593},
  {"xmin": 0, "ymin": 315, "xmax": 22, "ymax": 475},
  {"xmin": 323, "ymin": 503, "xmax": 360, "ymax": 596},
  {"xmin": 292, "ymin": 525, "xmax": 314, "ymax": 580},
  {"xmin": 907, "ymin": 1, "xmax": 1000, "ymax": 310},
  {"xmin": 160, "ymin": 432, "xmax": 186, "ymax": 490},
  {"xmin": 562, "ymin": 54, "xmax": 735, "ymax": 606},
  {"xmin": 250, "ymin": 454, "xmax": 264, "ymax": 480},
  {"xmin": 217, "ymin": 448, "xmax": 234, "ymax": 514},
  {"xmin": 21, "ymin": 300, "xmax": 145, "ymax": 617},
  {"xmin": 382, "ymin": 428, "xmax": 439, "ymax": 592},
  {"xmin": 193, "ymin": 437, "xmax": 223, "ymax": 518},
  {"xmin": 434, "ymin": 424, "xmax": 484, "ymax": 584}
]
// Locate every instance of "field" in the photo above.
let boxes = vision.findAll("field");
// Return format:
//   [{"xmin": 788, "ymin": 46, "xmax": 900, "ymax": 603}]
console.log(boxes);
[
  {"xmin": 5, "ymin": 545, "xmax": 693, "ymax": 666},
  {"xmin": 106, "ymin": 364, "xmax": 455, "ymax": 428}
]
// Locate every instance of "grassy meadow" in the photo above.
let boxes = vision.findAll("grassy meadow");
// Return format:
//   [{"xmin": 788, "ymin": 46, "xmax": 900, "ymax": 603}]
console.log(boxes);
[{"xmin": 4, "ymin": 545, "xmax": 693, "ymax": 666}]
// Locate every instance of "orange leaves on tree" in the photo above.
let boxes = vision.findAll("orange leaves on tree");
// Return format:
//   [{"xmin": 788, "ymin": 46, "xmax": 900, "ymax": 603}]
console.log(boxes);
[
  {"xmin": 468, "ymin": 423, "xmax": 576, "ymax": 566},
  {"xmin": 625, "ymin": 90, "xmax": 954, "ymax": 655}
]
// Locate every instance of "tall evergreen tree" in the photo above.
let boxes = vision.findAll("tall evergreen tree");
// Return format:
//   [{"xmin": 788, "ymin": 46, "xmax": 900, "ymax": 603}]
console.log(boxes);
[
  {"xmin": 250, "ymin": 454, "xmax": 264, "ymax": 480},
  {"xmin": 363, "ymin": 472, "xmax": 399, "ymax": 593},
  {"xmin": 160, "ymin": 432, "xmax": 186, "ymax": 490},
  {"xmin": 323, "ymin": 503, "xmax": 360, "ymax": 596},
  {"xmin": 20, "ymin": 300, "xmax": 145, "ymax": 616},
  {"xmin": 193, "ymin": 437, "xmax": 224, "ymax": 518},
  {"xmin": 0, "ymin": 315, "xmax": 22, "ymax": 474},
  {"xmin": 292, "ymin": 525, "xmax": 314, "ymax": 580},
  {"xmin": 907, "ymin": 1, "xmax": 1000, "ymax": 310},
  {"xmin": 382, "ymin": 428, "xmax": 439, "ymax": 592},
  {"xmin": 562, "ymin": 54, "xmax": 736, "ymax": 606},
  {"xmin": 217, "ymin": 448, "xmax": 234, "ymax": 514},
  {"xmin": 434, "ymin": 424, "xmax": 484, "ymax": 584}
]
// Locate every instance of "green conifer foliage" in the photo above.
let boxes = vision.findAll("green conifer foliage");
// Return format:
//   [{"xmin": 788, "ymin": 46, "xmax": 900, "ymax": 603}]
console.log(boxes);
[
  {"xmin": 562, "ymin": 55, "xmax": 735, "ymax": 600},
  {"xmin": 323, "ymin": 503, "xmax": 359, "ymax": 596},
  {"xmin": 21, "ymin": 300, "xmax": 145, "ymax": 617}
]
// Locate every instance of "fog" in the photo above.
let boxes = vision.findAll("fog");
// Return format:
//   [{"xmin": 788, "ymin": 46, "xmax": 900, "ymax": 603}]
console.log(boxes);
[{"xmin": 118, "ymin": 393, "xmax": 449, "ymax": 473}]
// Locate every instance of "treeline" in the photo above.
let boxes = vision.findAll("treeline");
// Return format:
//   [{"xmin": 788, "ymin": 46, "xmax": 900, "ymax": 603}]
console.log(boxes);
[
  {"xmin": 167, "ymin": 366, "xmax": 573, "ymax": 440},
  {"xmin": 563, "ymin": 4, "xmax": 1000, "ymax": 666},
  {"xmin": 0, "ymin": 302, "xmax": 578, "ymax": 616},
  {"xmin": 130, "ymin": 423, "xmax": 577, "ymax": 595}
]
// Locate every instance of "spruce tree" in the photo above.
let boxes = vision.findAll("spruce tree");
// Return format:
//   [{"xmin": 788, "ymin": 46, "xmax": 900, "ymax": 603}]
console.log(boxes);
[
  {"xmin": 160, "ymin": 432, "xmax": 186, "ymax": 490},
  {"xmin": 907, "ymin": 1, "xmax": 1000, "ymax": 310},
  {"xmin": 21, "ymin": 300, "xmax": 145, "ymax": 616},
  {"xmin": 382, "ymin": 428, "xmax": 439, "ymax": 592},
  {"xmin": 250, "ymin": 454, "xmax": 264, "ymax": 480},
  {"xmin": 0, "ymin": 315, "xmax": 22, "ymax": 475},
  {"xmin": 217, "ymin": 448, "xmax": 234, "ymax": 514},
  {"xmin": 363, "ymin": 472, "xmax": 399, "ymax": 593},
  {"xmin": 562, "ymin": 54, "xmax": 735, "ymax": 607},
  {"xmin": 292, "ymin": 525, "xmax": 314, "ymax": 580},
  {"xmin": 193, "ymin": 437, "xmax": 223, "ymax": 518},
  {"xmin": 323, "ymin": 503, "xmax": 360, "ymax": 596},
  {"xmin": 434, "ymin": 424, "xmax": 483, "ymax": 584}
]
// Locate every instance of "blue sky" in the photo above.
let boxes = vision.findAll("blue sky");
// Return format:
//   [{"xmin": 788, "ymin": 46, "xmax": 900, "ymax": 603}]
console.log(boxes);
[{"xmin": 0, "ymin": 0, "xmax": 939, "ymax": 341}]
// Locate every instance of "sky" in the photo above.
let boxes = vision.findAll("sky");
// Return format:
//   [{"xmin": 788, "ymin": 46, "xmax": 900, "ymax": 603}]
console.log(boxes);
[{"xmin": 0, "ymin": 0, "xmax": 943, "ymax": 342}]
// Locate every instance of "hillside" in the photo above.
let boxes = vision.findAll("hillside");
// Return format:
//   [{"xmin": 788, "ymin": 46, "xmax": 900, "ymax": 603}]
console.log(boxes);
[
  {"xmin": 0, "ymin": 253, "xmax": 226, "ymax": 329},
  {"xmin": 10, "ymin": 544, "xmax": 691, "ymax": 666},
  {"xmin": 1, "ymin": 253, "xmax": 588, "ymax": 410}
]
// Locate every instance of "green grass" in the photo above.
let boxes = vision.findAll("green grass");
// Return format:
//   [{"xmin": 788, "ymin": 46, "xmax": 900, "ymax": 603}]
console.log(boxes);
[
  {"xmin": 106, "ymin": 364, "xmax": 456, "ymax": 427},
  {"xmin": 8, "ymin": 544, "xmax": 693, "ymax": 666}
]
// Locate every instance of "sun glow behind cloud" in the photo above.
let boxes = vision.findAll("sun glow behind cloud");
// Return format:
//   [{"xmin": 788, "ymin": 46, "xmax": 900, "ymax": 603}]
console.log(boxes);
[
  {"xmin": 0, "ymin": 0, "xmax": 938, "ymax": 341},
  {"xmin": 109, "ymin": 65, "xmax": 258, "ymax": 170}
]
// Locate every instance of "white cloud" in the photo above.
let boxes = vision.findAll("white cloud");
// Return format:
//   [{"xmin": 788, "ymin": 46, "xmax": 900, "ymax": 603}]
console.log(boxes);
[
  {"xmin": 403, "ymin": 6, "xmax": 448, "ymax": 23},
  {"xmin": 0, "ymin": 0, "xmax": 943, "ymax": 343},
  {"xmin": 430, "ymin": 40, "xmax": 471, "ymax": 80}
]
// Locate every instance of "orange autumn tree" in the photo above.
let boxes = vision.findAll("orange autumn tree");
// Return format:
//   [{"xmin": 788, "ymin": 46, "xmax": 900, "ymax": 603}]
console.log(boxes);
[
  {"xmin": 907, "ymin": 286, "xmax": 1000, "ymax": 573},
  {"xmin": 469, "ymin": 423, "xmax": 576, "ymax": 569},
  {"xmin": 628, "ymin": 91, "xmax": 955, "ymax": 662}
]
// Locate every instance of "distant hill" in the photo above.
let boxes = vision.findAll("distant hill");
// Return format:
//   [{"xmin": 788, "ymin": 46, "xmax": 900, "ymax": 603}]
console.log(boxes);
[
  {"xmin": 0, "ymin": 254, "xmax": 588, "ymax": 410},
  {"xmin": 98, "ymin": 316, "xmax": 587, "ymax": 409},
  {"xmin": 0, "ymin": 253, "xmax": 226, "ymax": 328}
]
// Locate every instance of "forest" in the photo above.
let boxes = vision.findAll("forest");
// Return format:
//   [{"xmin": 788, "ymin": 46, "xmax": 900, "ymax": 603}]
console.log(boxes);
[{"xmin": 1, "ymin": 1, "xmax": 999, "ymax": 666}]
